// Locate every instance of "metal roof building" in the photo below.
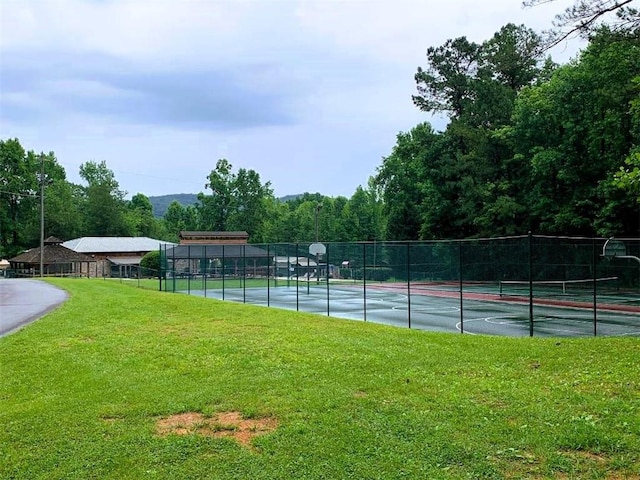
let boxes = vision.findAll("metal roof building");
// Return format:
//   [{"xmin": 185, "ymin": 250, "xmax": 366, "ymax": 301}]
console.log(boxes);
[
  {"xmin": 63, "ymin": 237, "xmax": 174, "ymax": 253},
  {"xmin": 179, "ymin": 231, "xmax": 249, "ymax": 244},
  {"xmin": 62, "ymin": 237, "xmax": 175, "ymax": 278}
]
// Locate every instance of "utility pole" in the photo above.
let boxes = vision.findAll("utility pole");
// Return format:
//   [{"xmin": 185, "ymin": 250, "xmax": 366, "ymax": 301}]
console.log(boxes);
[
  {"xmin": 39, "ymin": 154, "xmax": 45, "ymax": 277},
  {"xmin": 315, "ymin": 203, "xmax": 322, "ymax": 243}
]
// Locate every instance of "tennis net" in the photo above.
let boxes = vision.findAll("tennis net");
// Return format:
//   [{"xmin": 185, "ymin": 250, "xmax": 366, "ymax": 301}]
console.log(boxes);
[{"xmin": 499, "ymin": 277, "xmax": 619, "ymax": 297}]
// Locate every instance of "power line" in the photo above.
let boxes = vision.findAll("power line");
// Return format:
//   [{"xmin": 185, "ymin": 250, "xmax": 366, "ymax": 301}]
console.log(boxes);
[
  {"xmin": 0, "ymin": 189, "xmax": 39, "ymax": 198},
  {"xmin": 59, "ymin": 160, "xmax": 207, "ymax": 190}
]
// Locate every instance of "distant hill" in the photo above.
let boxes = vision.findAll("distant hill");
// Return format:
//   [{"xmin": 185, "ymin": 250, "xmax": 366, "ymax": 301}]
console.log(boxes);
[
  {"xmin": 149, "ymin": 194, "xmax": 200, "ymax": 217},
  {"xmin": 149, "ymin": 193, "xmax": 304, "ymax": 218},
  {"xmin": 279, "ymin": 194, "xmax": 303, "ymax": 203}
]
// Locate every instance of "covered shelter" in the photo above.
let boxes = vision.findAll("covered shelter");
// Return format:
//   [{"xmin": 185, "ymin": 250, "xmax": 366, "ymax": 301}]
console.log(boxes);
[
  {"xmin": 273, "ymin": 256, "xmax": 317, "ymax": 277},
  {"xmin": 63, "ymin": 236, "xmax": 175, "ymax": 277},
  {"xmin": 9, "ymin": 236, "xmax": 95, "ymax": 277},
  {"xmin": 162, "ymin": 243, "xmax": 271, "ymax": 278},
  {"xmin": 179, "ymin": 231, "xmax": 249, "ymax": 245}
]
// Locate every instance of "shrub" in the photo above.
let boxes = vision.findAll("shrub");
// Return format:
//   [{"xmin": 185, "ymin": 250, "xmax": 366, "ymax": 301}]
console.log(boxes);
[
  {"xmin": 140, "ymin": 250, "xmax": 160, "ymax": 277},
  {"xmin": 352, "ymin": 267, "xmax": 392, "ymax": 282},
  {"xmin": 339, "ymin": 268, "xmax": 352, "ymax": 279}
]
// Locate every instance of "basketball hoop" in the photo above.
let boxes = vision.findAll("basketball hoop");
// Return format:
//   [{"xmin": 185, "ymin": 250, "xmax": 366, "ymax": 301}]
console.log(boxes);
[
  {"xmin": 309, "ymin": 242, "xmax": 326, "ymax": 256},
  {"xmin": 602, "ymin": 238, "xmax": 627, "ymax": 258},
  {"xmin": 602, "ymin": 237, "xmax": 640, "ymax": 265}
]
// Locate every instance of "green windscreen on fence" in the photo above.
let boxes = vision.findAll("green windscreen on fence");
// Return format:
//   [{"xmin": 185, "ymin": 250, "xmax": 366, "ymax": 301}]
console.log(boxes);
[{"xmin": 156, "ymin": 235, "xmax": 639, "ymax": 337}]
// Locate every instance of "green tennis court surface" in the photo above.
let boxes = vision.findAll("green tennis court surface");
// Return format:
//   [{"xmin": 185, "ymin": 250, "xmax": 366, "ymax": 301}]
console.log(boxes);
[{"xmin": 181, "ymin": 282, "xmax": 640, "ymax": 338}]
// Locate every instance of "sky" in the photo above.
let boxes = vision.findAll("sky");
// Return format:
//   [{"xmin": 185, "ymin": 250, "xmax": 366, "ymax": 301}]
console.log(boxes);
[{"xmin": 0, "ymin": 0, "xmax": 583, "ymax": 200}]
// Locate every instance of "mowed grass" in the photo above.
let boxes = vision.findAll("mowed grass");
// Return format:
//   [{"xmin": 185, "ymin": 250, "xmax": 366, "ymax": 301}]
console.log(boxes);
[
  {"xmin": 1, "ymin": 279, "xmax": 638, "ymax": 479},
  {"xmin": 111, "ymin": 276, "xmax": 323, "ymax": 292}
]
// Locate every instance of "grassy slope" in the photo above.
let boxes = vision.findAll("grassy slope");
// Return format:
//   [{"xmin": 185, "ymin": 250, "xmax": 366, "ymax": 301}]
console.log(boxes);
[{"xmin": 1, "ymin": 279, "xmax": 638, "ymax": 479}]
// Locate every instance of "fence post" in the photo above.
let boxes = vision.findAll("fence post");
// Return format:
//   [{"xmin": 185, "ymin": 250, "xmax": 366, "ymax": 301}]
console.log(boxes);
[
  {"xmin": 222, "ymin": 244, "xmax": 225, "ymax": 301},
  {"xmin": 326, "ymin": 243, "xmax": 330, "ymax": 317},
  {"xmin": 459, "ymin": 241, "xmax": 464, "ymax": 334},
  {"xmin": 593, "ymin": 237, "xmax": 597, "ymax": 337},
  {"xmin": 187, "ymin": 245, "xmax": 191, "ymax": 295},
  {"xmin": 172, "ymin": 244, "xmax": 176, "ymax": 293},
  {"xmin": 528, "ymin": 232, "xmax": 534, "ymax": 337},
  {"xmin": 267, "ymin": 244, "xmax": 270, "ymax": 307},
  {"xmin": 243, "ymin": 244, "xmax": 247, "ymax": 304},
  {"xmin": 203, "ymin": 246, "xmax": 207, "ymax": 298},
  {"xmin": 307, "ymin": 244, "xmax": 310, "ymax": 295},
  {"xmin": 407, "ymin": 242, "xmax": 411, "ymax": 329},
  {"xmin": 363, "ymin": 242, "xmax": 367, "ymax": 322},
  {"xmin": 296, "ymin": 243, "xmax": 299, "ymax": 311}
]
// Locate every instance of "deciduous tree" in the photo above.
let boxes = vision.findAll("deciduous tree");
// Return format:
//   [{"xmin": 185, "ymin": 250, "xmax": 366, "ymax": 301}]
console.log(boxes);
[{"xmin": 79, "ymin": 160, "xmax": 133, "ymax": 236}]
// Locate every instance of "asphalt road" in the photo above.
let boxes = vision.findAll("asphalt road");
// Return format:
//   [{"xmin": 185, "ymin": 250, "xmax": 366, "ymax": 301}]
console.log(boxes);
[{"xmin": 0, "ymin": 279, "xmax": 68, "ymax": 337}]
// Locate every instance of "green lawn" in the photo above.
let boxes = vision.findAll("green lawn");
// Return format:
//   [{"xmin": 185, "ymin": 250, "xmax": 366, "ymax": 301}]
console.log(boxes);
[
  {"xmin": 1, "ymin": 279, "xmax": 638, "ymax": 479},
  {"xmin": 110, "ymin": 276, "xmax": 348, "ymax": 292}
]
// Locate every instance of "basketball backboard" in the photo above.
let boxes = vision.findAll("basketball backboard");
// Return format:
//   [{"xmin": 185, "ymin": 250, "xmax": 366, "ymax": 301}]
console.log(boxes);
[
  {"xmin": 602, "ymin": 238, "xmax": 627, "ymax": 258},
  {"xmin": 309, "ymin": 242, "xmax": 326, "ymax": 256}
]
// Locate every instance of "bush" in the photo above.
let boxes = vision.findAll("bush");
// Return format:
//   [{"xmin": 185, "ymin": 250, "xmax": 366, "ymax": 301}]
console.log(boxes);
[
  {"xmin": 339, "ymin": 268, "xmax": 352, "ymax": 279},
  {"xmin": 140, "ymin": 251, "xmax": 160, "ymax": 277},
  {"xmin": 352, "ymin": 267, "xmax": 392, "ymax": 282}
]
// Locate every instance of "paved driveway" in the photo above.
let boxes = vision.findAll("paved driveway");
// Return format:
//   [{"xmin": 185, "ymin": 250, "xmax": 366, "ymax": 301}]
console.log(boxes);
[{"xmin": 0, "ymin": 279, "xmax": 68, "ymax": 337}]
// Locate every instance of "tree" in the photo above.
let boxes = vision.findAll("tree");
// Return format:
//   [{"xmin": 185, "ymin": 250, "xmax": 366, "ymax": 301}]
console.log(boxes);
[
  {"xmin": 510, "ymin": 27, "xmax": 640, "ymax": 235},
  {"xmin": 413, "ymin": 37, "xmax": 482, "ymax": 118},
  {"xmin": 483, "ymin": 24, "xmax": 543, "ymax": 90},
  {"xmin": 524, "ymin": 0, "xmax": 639, "ymax": 49},
  {"xmin": 343, "ymin": 184, "xmax": 386, "ymax": 242},
  {"xmin": 163, "ymin": 200, "xmax": 198, "ymax": 241},
  {"xmin": 128, "ymin": 193, "xmax": 163, "ymax": 238},
  {"xmin": 197, "ymin": 159, "xmax": 273, "ymax": 240},
  {"xmin": 227, "ymin": 167, "xmax": 273, "ymax": 240},
  {"xmin": 414, "ymin": 24, "xmax": 544, "ymax": 127},
  {"xmin": 613, "ymin": 151, "xmax": 640, "ymax": 203},
  {"xmin": 79, "ymin": 160, "xmax": 133, "ymax": 236},
  {"xmin": 255, "ymin": 196, "xmax": 291, "ymax": 243},
  {"xmin": 198, "ymin": 159, "xmax": 233, "ymax": 231},
  {"xmin": 613, "ymin": 75, "xmax": 640, "ymax": 203},
  {"xmin": 41, "ymin": 165, "xmax": 83, "ymax": 242},
  {"xmin": 375, "ymin": 123, "xmax": 443, "ymax": 240},
  {"xmin": 0, "ymin": 139, "xmax": 39, "ymax": 257}
]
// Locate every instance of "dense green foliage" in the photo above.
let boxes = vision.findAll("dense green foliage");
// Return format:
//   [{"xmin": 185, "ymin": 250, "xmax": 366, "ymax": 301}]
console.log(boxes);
[
  {"xmin": 140, "ymin": 250, "xmax": 160, "ymax": 273},
  {"xmin": 1, "ymin": 279, "xmax": 638, "ymax": 479},
  {"xmin": 0, "ymin": 146, "xmax": 384, "ymax": 256},
  {"xmin": 376, "ymin": 26, "xmax": 639, "ymax": 239},
  {"xmin": 0, "ymin": 145, "xmax": 171, "ymax": 258},
  {"xmin": 2, "ymin": 21, "xmax": 638, "ymax": 259}
]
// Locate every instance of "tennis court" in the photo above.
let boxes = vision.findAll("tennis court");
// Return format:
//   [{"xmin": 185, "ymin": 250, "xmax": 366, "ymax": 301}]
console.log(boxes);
[
  {"xmin": 183, "ymin": 281, "xmax": 640, "ymax": 338},
  {"xmin": 162, "ymin": 235, "xmax": 640, "ymax": 337}
]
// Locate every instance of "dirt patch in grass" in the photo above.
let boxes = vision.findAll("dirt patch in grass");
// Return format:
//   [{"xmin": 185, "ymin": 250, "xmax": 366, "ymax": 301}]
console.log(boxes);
[
  {"xmin": 552, "ymin": 450, "xmax": 639, "ymax": 480},
  {"xmin": 156, "ymin": 411, "xmax": 278, "ymax": 447}
]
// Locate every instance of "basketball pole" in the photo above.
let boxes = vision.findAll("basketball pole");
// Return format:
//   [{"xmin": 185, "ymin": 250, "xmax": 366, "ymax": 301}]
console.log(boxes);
[{"xmin": 315, "ymin": 203, "xmax": 322, "ymax": 283}]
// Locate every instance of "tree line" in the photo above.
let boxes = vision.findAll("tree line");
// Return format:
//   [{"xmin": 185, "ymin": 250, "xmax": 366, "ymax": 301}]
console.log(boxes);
[
  {"xmin": 0, "ymin": 145, "xmax": 386, "ymax": 258},
  {"xmin": 1, "ymin": 4, "xmax": 638, "ymax": 259},
  {"xmin": 377, "ymin": 24, "xmax": 639, "ymax": 240}
]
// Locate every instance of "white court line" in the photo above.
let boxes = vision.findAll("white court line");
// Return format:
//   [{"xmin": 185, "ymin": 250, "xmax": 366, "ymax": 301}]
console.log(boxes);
[
  {"xmin": 457, "ymin": 313, "xmax": 640, "ymax": 336},
  {"xmin": 392, "ymin": 305, "xmax": 460, "ymax": 313}
]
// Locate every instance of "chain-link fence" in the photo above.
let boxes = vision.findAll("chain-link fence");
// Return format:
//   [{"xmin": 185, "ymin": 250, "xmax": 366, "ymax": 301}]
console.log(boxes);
[{"xmin": 155, "ymin": 235, "xmax": 639, "ymax": 337}]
